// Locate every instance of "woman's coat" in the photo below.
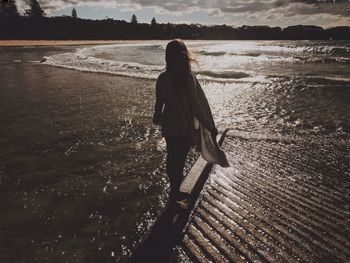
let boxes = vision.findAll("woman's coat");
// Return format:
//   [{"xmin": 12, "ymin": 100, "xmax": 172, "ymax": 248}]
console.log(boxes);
[{"xmin": 153, "ymin": 71, "xmax": 229, "ymax": 167}]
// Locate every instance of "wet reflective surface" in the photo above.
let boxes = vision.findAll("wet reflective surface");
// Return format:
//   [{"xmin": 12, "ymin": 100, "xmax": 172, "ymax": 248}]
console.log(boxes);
[
  {"xmin": 178, "ymin": 134, "xmax": 350, "ymax": 262},
  {"xmin": 0, "ymin": 46, "xmax": 195, "ymax": 262},
  {"xmin": 1, "ymin": 41, "xmax": 350, "ymax": 262},
  {"xmin": 177, "ymin": 78, "xmax": 350, "ymax": 262}
]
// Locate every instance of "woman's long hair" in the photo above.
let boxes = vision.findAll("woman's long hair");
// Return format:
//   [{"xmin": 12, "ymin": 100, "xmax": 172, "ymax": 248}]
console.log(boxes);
[{"xmin": 165, "ymin": 39, "xmax": 196, "ymax": 87}]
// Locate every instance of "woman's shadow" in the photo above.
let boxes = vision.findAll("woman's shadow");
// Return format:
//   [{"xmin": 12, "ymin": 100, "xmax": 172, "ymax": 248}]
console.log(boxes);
[
  {"xmin": 129, "ymin": 130, "xmax": 228, "ymax": 262},
  {"xmin": 128, "ymin": 201, "xmax": 189, "ymax": 263}
]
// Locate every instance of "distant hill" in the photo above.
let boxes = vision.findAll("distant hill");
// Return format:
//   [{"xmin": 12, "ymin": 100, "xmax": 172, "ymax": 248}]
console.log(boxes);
[{"xmin": 1, "ymin": 16, "xmax": 349, "ymax": 40}]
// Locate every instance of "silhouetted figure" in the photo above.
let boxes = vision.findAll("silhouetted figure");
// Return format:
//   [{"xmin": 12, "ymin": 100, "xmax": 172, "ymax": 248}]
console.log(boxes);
[
  {"xmin": 129, "ymin": 40, "xmax": 228, "ymax": 263},
  {"xmin": 153, "ymin": 39, "xmax": 228, "ymax": 210},
  {"xmin": 71, "ymin": 7, "xmax": 77, "ymax": 19},
  {"xmin": 130, "ymin": 40, "xmax": 228, "ymax": 262}
]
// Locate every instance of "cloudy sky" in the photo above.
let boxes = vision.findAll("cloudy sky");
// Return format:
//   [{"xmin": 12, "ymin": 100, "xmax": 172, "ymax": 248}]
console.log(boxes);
[{"xmin": 18, "ymin": 0, "xmax": 350, "ymax": 27}]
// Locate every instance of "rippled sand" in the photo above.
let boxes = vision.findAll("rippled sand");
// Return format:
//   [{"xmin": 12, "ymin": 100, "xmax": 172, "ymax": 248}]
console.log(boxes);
[
  {"xmin": 175, "ymin": 76, "xmax": 350, "ymax": 262},
  {"xmin": 178, "ymin": 133, "xmax": 350, "ymax": 262}
]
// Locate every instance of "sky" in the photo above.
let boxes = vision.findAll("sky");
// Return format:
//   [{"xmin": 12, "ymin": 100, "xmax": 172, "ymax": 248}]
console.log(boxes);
[{"xmin": 17, "ymin": 0, "xmax": 350, "ymax": 28}]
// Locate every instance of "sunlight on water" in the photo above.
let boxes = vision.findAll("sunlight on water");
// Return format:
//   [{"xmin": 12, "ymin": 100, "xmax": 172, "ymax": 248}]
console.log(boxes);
[
  {"xmin": 1, "ymin": 40, "xmax": 350, "ymax": 262},
  {"xmin": 43, "ymin": 40, "xmax": 350, "ymax": 83}
]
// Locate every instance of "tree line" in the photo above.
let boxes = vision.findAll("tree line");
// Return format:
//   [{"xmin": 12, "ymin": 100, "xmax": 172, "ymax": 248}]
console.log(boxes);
[
  {"xmin": 0, "ymin": 0, "xmax": 349, "ymax": 40},
  {"xmin": 1, "ymin": 0, "xmax": 44, "ymax": 17}
]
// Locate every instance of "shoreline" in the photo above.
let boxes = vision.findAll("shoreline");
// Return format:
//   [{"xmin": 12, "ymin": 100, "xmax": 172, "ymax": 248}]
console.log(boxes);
[{"xmin": 0, "ymin": 40, "xmax": 164, "ymax": 47}]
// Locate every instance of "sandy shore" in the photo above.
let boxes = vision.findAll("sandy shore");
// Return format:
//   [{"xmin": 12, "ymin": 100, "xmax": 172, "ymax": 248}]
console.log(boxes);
[{"xmin": 0, "ymin": 40, "xmax": 162, "ymax": 47}]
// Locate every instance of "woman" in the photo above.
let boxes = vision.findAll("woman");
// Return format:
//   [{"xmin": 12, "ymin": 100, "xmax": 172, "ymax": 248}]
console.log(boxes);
[{"xmin": 153, "ymin": 39, "xmax": 228, "ymax": 208}]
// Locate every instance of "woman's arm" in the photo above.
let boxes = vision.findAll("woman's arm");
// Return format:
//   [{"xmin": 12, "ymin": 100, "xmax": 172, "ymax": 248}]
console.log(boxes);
[{"xmin": 152, "ymin": 75, "xmax": 164, "ymax": 125}]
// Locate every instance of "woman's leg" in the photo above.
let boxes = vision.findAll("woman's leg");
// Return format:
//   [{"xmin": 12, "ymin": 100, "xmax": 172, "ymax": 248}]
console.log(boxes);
[{"xmin": 165, "ymin": 136, "xmax": 191, "ymax": 206}]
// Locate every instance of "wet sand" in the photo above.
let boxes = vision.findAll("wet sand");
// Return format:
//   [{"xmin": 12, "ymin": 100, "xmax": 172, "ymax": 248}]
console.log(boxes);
[
  {"xmin": 0, "ymin": 45, "xmax": 179, "ymax": 262},
  {"xmin": 2, "ymin": 42, "xmax": 350, "ymax": 262},
  {"xmin": 178, "ymin": 134, "xmax": 350, "ymax": 262}
]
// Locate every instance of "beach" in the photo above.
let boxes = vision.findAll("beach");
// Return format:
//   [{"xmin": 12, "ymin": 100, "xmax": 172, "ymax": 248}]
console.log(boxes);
[{"xmin": 1, "ymin": 40, "xmax": 349, "ymax": 262}]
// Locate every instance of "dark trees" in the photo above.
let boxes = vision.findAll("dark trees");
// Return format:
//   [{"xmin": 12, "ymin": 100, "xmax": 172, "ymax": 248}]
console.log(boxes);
[
  {"xmin": 71, "ymin": 7, "xmax": 77, "ymax": 19},
  {"xmin": 0, "ymin": 0, "xmax": 19, "ymax": 17},
  {"xmin": 131, "ymin": 14, "xmax": 137, "ymax": 24},
  {"xmin": 0, "ymin": 14, "xmax": 349, "ymax": 40},
  {"xmin": 282, "ymin": 25, "xmax": 324, "ymax": 40},
  {"xmin": 151, "ymin": 17, "xmax": 156, "ymax": 26},
  {"xmin": 25, "ymin": 0, "xmax": 45, "ymax": 17}
]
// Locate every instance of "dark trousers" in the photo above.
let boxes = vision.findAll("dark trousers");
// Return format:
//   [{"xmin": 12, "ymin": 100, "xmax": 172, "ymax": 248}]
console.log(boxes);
[{"xmin": 165, "ymin": 135, "xmax": 191, "ymax": 206}]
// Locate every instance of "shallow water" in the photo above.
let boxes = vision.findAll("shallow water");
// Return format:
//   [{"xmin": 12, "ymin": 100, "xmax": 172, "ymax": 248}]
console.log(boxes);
[
  {"xmin": 0, "ymin": 46, "xmax": 180, "ymax": 262},
  {"xmin": 43, "ymin": 40, "xmax": 350, "ymax": 82},
  {"xmin": 1, "ymin": 41, "xmax": 350, "ymax": 262}
]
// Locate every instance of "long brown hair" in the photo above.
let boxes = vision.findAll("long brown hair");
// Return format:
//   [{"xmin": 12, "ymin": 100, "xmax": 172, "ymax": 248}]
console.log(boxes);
[{"xmin": 165, "ymin": 39, "xmax": 196, "ymax": 84}]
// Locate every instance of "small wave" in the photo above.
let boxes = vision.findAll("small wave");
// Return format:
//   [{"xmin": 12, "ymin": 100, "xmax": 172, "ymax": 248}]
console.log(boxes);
[
  {"xmin": 244, "ymin": 52, "xmax": 262, "ymax": 57},
  {"xmin": 42, "ymin": 52, "xmax": 163, "ymax": 80},
  {"xmin": 311, "ymin": 76, "xmax": 350, "ymax": 83},
  {"xmin": 0, "ymin": 59, "xmax": 40, "ymax": 64},
  {"xmin": 198, "ymin": 51, "xmax": 227, "ymax": 56},
  {"xmin": 307, "ymin": 56, "xmax": 350, "ymax": 64},
  {"xmin": 198, "ymin": 70, "xmax": 250, "ymax": 79},
  {"xmin": 198, "ymin": 50, "xmax": 262, "ymax": 57},
  {"xmin": 328, "ymin": 47, "xmax": 350, "ymax": 57},
  {"xmin": 42, "ymin": 50, "xmax": 262, "ymax": 83},
  {"xmin": 226, "ymin": 129, "xmax": 350, "ymax": 146}
]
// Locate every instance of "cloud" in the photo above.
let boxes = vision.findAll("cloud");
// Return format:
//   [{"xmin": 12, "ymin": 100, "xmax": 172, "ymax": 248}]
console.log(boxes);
[
  {"xmin": 207, "ymin": 8, "xmax": 224, "ymax": 17},
  {"xmin": 19, "ymin": 0, "xmax": 350, "ymax": 26},
  {"xmin": 29, "ymin": 0, "xmax": 349, "ymax": 15}
]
